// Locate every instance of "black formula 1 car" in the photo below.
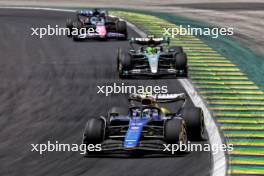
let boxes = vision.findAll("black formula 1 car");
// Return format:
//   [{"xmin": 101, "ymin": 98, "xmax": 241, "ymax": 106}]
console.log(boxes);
[
  {"xmin": 66, "ymin": 9, "xmax": 127, "ymax": 41},
  {"xmin": 82, "ymin": 93, "xmax": 205, "ymax": 155},
  {"xmin": 117, "ymin": 36, "xmax": 188, "ymax": 78}
]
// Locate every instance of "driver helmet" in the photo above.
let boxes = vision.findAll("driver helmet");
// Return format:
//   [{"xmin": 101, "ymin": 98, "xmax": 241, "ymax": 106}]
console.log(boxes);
[
  {"xmin": 142, "ymin": 109, "xmax": 151, "ymax": 118},
  {"xmin": 132, "ymin": 109, "xmax": 141, "ymax": 117},
  {"xmin": 146, "ymin": 47, "xmax": 155, "ymax": 54}
]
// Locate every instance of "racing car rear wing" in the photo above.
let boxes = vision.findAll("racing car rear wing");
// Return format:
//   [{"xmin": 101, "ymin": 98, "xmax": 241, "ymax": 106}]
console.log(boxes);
[
  {"xmin": 129, "ymin": 93, "xmax": 186, "ymax": 103},
  {"xmin": 130, "ymin": 36, "xmax": 170, "ymax": 46},
  {"xmin": 77, "ymin": 9, "xmax": 108, "ymax": 16},
  {"xmin": 128, "ymin": 93, "xmax": 187, "ymax": 114},
  {"xmin": 155, "ymin": 93, "xmax": 186, "ymax": 102}
]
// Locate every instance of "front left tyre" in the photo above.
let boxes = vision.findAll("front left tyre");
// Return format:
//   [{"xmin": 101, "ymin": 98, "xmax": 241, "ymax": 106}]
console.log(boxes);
[{"xmin": 82, "ymin": 118, "xmax": 105, "ymax": 154}]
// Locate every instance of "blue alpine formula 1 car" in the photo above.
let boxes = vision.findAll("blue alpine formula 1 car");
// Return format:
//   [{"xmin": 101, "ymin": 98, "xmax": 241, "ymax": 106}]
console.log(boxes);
[
  {"xmin": 82, "ymin": 93, "xmax": 205, "ymax": 155},
  {"xmin": 66, "ymin": 8, "xmax": 127, "ymax": 41}
]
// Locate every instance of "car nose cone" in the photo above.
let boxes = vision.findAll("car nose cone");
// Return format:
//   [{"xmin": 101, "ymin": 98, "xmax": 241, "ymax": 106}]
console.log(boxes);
[{"xmin": 148, "ymin": 54, "xmax": 158, "ymax": 73}]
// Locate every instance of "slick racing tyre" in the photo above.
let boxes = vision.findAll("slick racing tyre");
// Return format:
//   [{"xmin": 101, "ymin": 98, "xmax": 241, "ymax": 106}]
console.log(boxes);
[
  {"xmin": 83, "ymin": 118, "xmax": 105, "ymax": 145},
  {"xmin": 165, "ymin": 118, "xmax": 187, "ymax": 146},
  {"xmin": 181, "ymin": 107, "xmax": 205, "ymax": 141},
  {"xmin": 107, "ymin": 107, "xmax": 128, "ymax": 123},
  {"xmin": 108, "ymin": 107, "xmax": 128, "ymax": 116},
  {"xmin": 169, "ymin": 46, "xmax": 183, "ymax": 54},
  {"xmin": 117, "ymin": 49, "xmax": 131, "ymax": 78},
  {"xmin": 174, "ymin": 52, "xmax": 188, "ymax": 77},
  {"xmin": 72, "ymin": 21, "xmax": 82, "ymax": 41},
  {"xmin": 66, "ymin": 18, "xmax": 73, "ymax": 37},
  {"xmin": 116, "ymin": 21, "xmax": 127, "ymax": 40},
  {"xmin": 107, "ymin": 16, "xmax": 119, "ymax": 23}
]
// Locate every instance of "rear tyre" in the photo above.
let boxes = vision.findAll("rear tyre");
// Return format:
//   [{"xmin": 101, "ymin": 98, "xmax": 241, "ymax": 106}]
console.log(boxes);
[
  {"xmin": 66, "ymin": 18, "xmax": 73, "ymax": 37},
  {"xmin": 108, "ymin": 107, "xmax": 128, "ymax": 116},
  {"xmin": 169, "ymin": 46, "xmax": 183, "ymax": 54},
  {"xmin": 116, "ymin": 21, "xmax": 127, "ymax": 40},
  {"xmin": 82, "ymin": 118, "xmax": 105, "ymax": 154},
  {"xmin": 73, "ymin": 36, "xmax": 81, "ymax": 41},
  {"xmin": 175, "ymin": 53, "xmax": 188, "ymax": 77},
  {"xmin": 72, "ymin": 21, "xmax": 82, "ymax": 41},
  {"xmin": 107, "ymin": 17, "xmax": 119, "ymax": 23},
  {"xmin": 164, "ymin": 118, "xmax": 188, "ymax": 151},
  {"xmin": 181, "ymin": 107, "xmax": 205, "ymax": 141},
  {"xmin": 107, "ymin": 106, "xmax": 128, "ymax": 124}
]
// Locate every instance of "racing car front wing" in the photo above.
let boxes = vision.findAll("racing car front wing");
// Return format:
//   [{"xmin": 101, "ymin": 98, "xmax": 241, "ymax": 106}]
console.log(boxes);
[
  {"xmin": 98, "ymin": 139, "xmax": 166, "ymax": 153},
  {"xmin": 77, "ymin": 32, "xmax": 126, "ymax": 39},
  {"xmin": 121, "ymin": 68, "xmax": 187, "ymax": 77}
]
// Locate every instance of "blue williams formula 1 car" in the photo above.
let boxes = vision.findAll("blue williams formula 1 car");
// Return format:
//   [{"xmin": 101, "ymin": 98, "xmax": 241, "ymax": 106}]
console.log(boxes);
[
  {"xmin": 82, "ymin": 93, "xmax": 205, "ymax": 155},
  {"xmin": 66, "ymin": 9, "xmax": 127, "ymax": 41},
  {"xmin": 117, "ymin": 36, "xmax": 188, "ymax": 78}
]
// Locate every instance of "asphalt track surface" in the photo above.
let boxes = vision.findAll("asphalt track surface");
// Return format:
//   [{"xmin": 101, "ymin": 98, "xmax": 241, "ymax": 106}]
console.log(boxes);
[{"xmin": 0, "ymin": 9, "xmax": 211, "ymax": 176}]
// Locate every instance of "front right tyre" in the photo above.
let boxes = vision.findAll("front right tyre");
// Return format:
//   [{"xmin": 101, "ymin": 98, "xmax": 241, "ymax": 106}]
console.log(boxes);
[
  {"xmin": 181, "ymin": 107, "xmax": 205, "ymax": 141},
  {"xmin": 117, "ymin": 49, "xmax": 131, "ymax": 78},
  {"xmin": 164, "ymin": 118, "xmax": 188, "ymax": 150}
]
